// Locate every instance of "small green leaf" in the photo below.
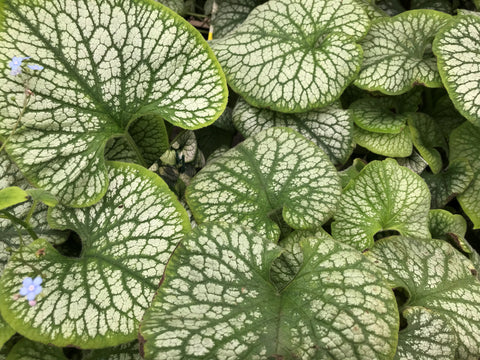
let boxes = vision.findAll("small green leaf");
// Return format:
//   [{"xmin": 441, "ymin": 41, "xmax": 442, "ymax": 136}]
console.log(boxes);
[
  {"xmin": 210, "ymin": 0, "xmax": 369, "ymax": 112},
  {"xmin": 0, "ymin": 187, "xmax": 29, "ymax": 211},
  {"xmin": 186, "ymin": 127, "xmax": 341, "ymax": 242},
  {"xmin": 356, "ymin": 10, "xmax": 452, "ymax": 95},
  {"xmin": 25, "ymin": 190, "xmax": 58, "ymax": 207},
  {"xmin": 339, "ymin": 158, "xmax": 367, "ymax": 189},
  {"xmin": 105, "ymin": 115, "xmax": 170, "ymax": 168},
  {"xmin": 349, "ymin": 91, "xmax": 422, "ymax": 134},
  {"xmin": 394, "ymin": 306, "xmax": 457, "ymax": 360},
  {"xmin": 366, "ymin": 237, "xmax": 480, "ymax": 360},
  {"xmin": 0, "ymin": 162, "xmax": 190, "ymax": 348},
  {"xmin": 354, "ymin": 125, "xmax": 413, "ymax": 157},
  {"xmin": 422, "ymin": 158, "xmax": 473, "ymax": 208},
  {"xmin": 0, "ymin": 0, "xmax": 227, "ymax": 207},
  {"xmin": 450, "ymin": 122, "xmax": 480, "ymax": 228},
  {"xmin": 140, "ymin": 222, "xmax": 399, "ymax": 359},
  {"xmin": 407, "ymin": 113, "xmax": 446, "ymax": 174},
  {"xmin": 434, "ymin": 14, "xmax": 480, "ymax": 127},
  {"xmin": 332, "ymin": 159, "xmax": 431, "ymax": 251},
  {"xmin": 428, "ymin": 209, "xmax": 467, "ymax": 241},
  {"xmin": 233, "ymin": 97, "xmax": 354, "ymax": 165},
  {"xmin": 84, "ymin": 341, "xmax": 141, "ymax": 360},
  {"xmin": 426, "ymin": 95, "xmax": 466, "ymax": 137},
  {"xmin": 4, "ymin": 338, "xmax": 67, "ymax": 360},
  {"xmin": 210, "ymin": 0, "xmax": 266, "ymax": 39}
]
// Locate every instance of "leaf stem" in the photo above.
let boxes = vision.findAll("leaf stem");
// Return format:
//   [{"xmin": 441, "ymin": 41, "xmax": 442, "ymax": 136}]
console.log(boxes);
[
  {"xmin": 25, "ymin": 200, "xmax": 38, "ymax": 224},
  {"xmin": 0, "ymin": 210, "xmax": 39, "ymax": 241},
  {"xmin": 124, "ymin": 132, "xmax": 148, "ymax": 167}
]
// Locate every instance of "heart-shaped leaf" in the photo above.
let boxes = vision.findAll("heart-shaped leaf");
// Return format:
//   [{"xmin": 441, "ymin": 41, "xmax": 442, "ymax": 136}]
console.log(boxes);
[
  {"xmin": 407, "ymin": 113, "xmax": 446, "ymax": 174},
  {"xmin": 332, "ymin": 159, "xmax": 431, "ymax": 251},
  {"xmin": 354, "ymin": 125, "xmax": 413, "ymax": 157},
  {"xmin": 433, "ymin": 13, "xmax": 480, "ymax": 127},
  {"xmin": 139, "ymin": 222, "xmax": 399, "ymax": 359},
  {"xmin": 232, "ymin": 97, "xmax": 353, "ymax": 165},
  {"xmin": 210, "ymin": 0, "xmax": 266, "ymax": 39},
  {"xmin": 366, "ymin": 236, "xmax": 480, "ymax": 360},
  {"xmin": 355, "ymin": 10, "xmax": 451, "ymax": 95},
  {"xmin": 450, "ymin": 122, "xmax": 480, "ymax": 228},
  {"xmin": 0, "ymin": 162, "xmax": 190, "ymax": 348},
  {"xmin": 394, "ymin": 306, "xmax": 457, "ymax": 360},
  {"xmin": 4, "ymin": 338, "xmax": 67, "ymax": 360},
  {"xmin": 422, "ymin": 158, "xmax": 473, "ymax": 208},
  {"xmin": 210, "ymin": 0, "xmax": 369, "ymax": 112},
  {"xmin": 0, "ymin": 0, "xmax": 227, "ymax": 207},
  {"xmin": 186, "ymin": 127, "xmax": 341, "ymax": 242}
]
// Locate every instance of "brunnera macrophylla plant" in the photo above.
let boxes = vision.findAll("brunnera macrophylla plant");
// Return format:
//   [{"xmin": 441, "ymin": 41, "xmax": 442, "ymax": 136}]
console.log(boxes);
[{"xmin": 0, "ymin": 0, "xmax": 479, "ymax": 359}]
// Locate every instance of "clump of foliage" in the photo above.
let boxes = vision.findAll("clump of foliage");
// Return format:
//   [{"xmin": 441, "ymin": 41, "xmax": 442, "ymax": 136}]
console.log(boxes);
[{"xmin": 0, "ymin": 0, "xmax": 479, "ymax": 359}]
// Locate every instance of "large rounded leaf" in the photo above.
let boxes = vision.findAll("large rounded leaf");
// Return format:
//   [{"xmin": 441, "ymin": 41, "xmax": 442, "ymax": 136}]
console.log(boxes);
[
  {"xmin": 354, "ymin": 126, "xmax": 413, "ymax": 157},
  {"xmin": 210, "ymin": 0, "xmax": 369, "ymax": 112},
  {"xmin": 185, "ymin": 127, "xmax": 341, "ymax": 242},
  {"xmin": 332, "ymin": 159, "xmax": 431, "ymax": 251},
  {"xmin": 355, "ymin": 10, "xmax": 451, "ymax": 95},
  {"xmin": 232, "ymin": 98, "xmax": 353, "ymax": 165},
  {"xmin": 366, "ymin": 237, "xmax": 480, "ymax": 360},
  {"xmin": 0, "ymin": 0, "xmax": 227, "ymax": 207},
  {"xmin": 433, "ymin": 14, "xmax": 480, "ymax": 127},
  {"xmin": 139, "ymin": 223, "xmax": 398, "ymax": 359},
  {"xmin": 450, "ymin": 122, "xmax": 480, "ymax": 228},
  {"xmin": 0, "ymin": 162, "xmax": 190, "ymax": 348}
]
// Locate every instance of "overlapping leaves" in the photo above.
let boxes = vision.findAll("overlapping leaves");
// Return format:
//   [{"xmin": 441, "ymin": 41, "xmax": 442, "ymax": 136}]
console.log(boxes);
[
  {"xmin": 0, "ymin": 0, "xmax": 227, "ymax": 206},
  {"xmin": 140, "ymin": 223, "xmax": 398, "ymax": 359},
  {"xmin": 186, "ymin": 127, "xmax": 341, "ymax": 241},
  {"xmin": 211, "ymin": 0, "xmax": 369, "ymax": 112},
  {"xmin": 366, "ymin": 237, "xmax": 480, "ymax": 359},
  {"xmin": 0, "ymin": 162, "xmax": 190, "ymax": 348}
]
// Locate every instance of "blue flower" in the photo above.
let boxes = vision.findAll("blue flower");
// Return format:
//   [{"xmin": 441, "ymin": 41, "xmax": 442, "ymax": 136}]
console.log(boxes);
[
  {"xmin": 27, "ymin": 64, "xmax": 44, "ymax": 71},
  {"xmin": 19, "ymin": 276, "xmax": 42, "ymax": 302},
  {"xmin": 8, "ymin": 56, "xmax": 30, "ymax": 76}
]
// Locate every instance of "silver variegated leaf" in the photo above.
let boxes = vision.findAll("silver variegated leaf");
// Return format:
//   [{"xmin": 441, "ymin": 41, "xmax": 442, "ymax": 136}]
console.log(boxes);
[
  {"xmin": 186, "ymin": 127, "xmax": 341, "ymax": 242},
  {"xmin": 0, "ymin": 162, "xmax": 190, "ymax": 348},
  {"xmin": 356, "ymin": 10, "xmax": 451, "ymax": 95},
  {"xmin": 232, "ymin": 98, "xmax": 353, "ymax": 165},
  {"xmin": 140, "ymin": 223, "xmax": 399, "ymax": 359},
  {"xmin": 366, "ymin": 237, "xmax": 480, "ymax": 360},
  {"xmin": 210, "ymin": 0, "xmax": 369, "ymax": 112},
  {"xmin": 332, "ymin": 159, "xmax": 431, "ymax": 251},
  {"xmin": 0, "ymin": 0, "xmax": 227, "ymax": 206},
  {"xmin": 434, "ymin": 13, "xmax": 480, "ymax": 127}
]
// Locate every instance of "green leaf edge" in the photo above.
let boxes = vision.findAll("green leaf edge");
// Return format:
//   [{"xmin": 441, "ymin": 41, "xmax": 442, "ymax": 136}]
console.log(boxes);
[
  {"xmin": 0, "ymin": 187, "xmax": 29, "ymax": 211},
  {"xmin": 355, "ymin": 9, "xmax": 452, "ymax": 96},
  {"xmin": 433, "ymin": 14, "xmax": 480, "ymax": 128}
]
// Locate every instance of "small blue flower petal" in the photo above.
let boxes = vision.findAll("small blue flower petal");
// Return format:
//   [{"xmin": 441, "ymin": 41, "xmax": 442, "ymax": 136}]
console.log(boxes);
[
  {"xmin": 32, "ymin": 285, "xmax": 42, "ymax": 296},
  {"xmin": 19, "ymin": 287, "xmax": 29, "ymax": 296},
  {"xmin": 23, "ymin": 277, "xmax": 33, "ymax": 287},
  {"xmin": 33, "ymin": 276, "xmax": 42, "ymax": 285},
  {"xmin": 26, "ymin": 292, "xmax": 36, "ymax": 301}
]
